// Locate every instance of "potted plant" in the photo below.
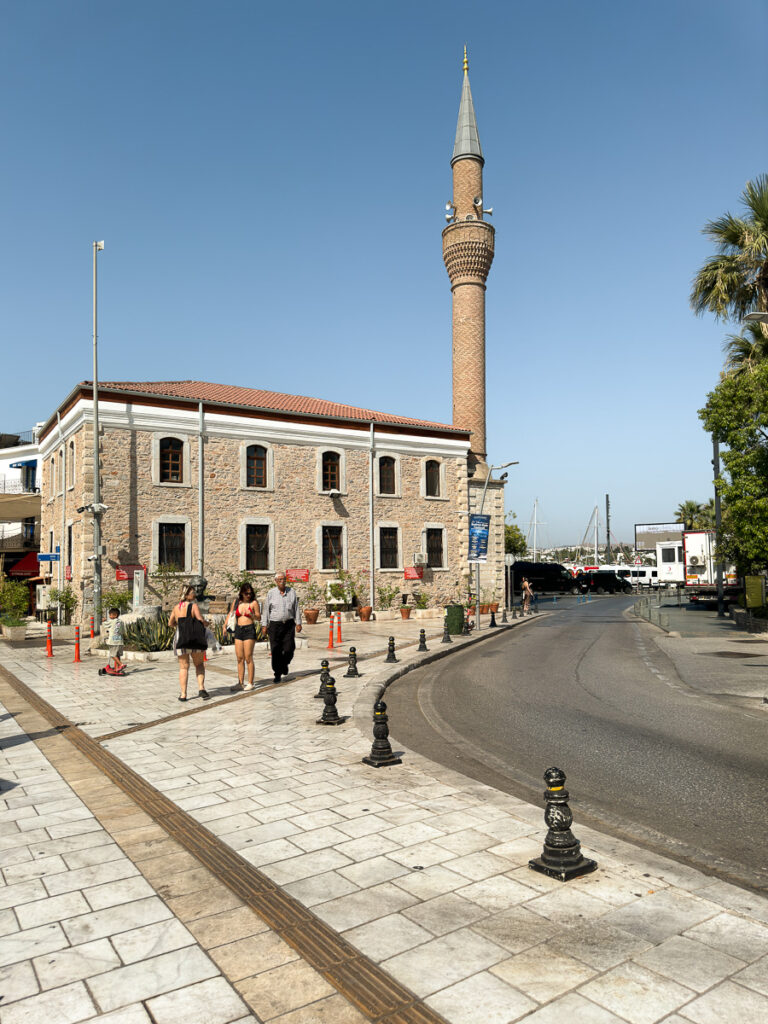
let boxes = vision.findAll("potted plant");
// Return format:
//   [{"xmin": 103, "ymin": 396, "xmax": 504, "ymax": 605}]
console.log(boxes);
[
  {"xmin": 0, "ymin": 578, "xmax": 30, "ymax": 639},
  {"xmin": 50, "ymin": 585, "xmax": 78, "ymax": 638},
  {"xmin": 302, "ymin": 581, "xmax": 323, "ymax": 625},
  {"xmin": 412, "ymin": 590, "xmax": 430, "ymax": 613},
  {"xmin": 400, "ymin": 596, "xmax": 411, "ymax": 620},
  {"xmin": 377, "ymin": 583, "xmax": 399, "ymax": 609}
]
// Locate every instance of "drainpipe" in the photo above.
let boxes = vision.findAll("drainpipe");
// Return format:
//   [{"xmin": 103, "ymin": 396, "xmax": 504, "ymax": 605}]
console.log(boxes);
[
  {"xmin": 198, "ymin": 402, "xmax": 205, "ymax": 579},
  {"xmin": 369, "ymin": 421, "xmax": 375, "ymax": 609},
  {"xmin": 58, "ymin": 412, "xmax": 64, "ymax": 625}
]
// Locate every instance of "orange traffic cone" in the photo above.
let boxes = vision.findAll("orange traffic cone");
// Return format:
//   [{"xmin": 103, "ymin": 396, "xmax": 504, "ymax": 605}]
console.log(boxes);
[
  {"xmin": 327, "ymin": 614, "xmax": 335, "ymax": 650},
  {"xmin": 89, "ymin": 615, "xmax": 94, "ymax": 639},
  {"xmin": 336, "ymin": 611, "xmax": 342, "ymax": 645},
  {"xmin": 73, "ymin": 625, "xmax": 82, "ymax": 663},
  {"xmin": 46, "ymin": 620, "xmax": 53, "ymax": 658}
]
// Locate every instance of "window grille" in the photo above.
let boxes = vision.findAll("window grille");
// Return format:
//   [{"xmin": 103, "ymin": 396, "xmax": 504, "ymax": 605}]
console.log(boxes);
[
  {"xmin": 426, "ymin": 528, "xmax": 444, "ymax": 568},
  {"xmin": 246, "ymin": 524, "xmax": 269, "ymax": 570},
  {"xmin": 322, "ymin": 526, "xmax": 343, "ymax": 570},
  {"xmin": 158, "ymin": 522, "xmax": 185, "ymax": 568},
  {"xmin": 380, "ymin": 527, "xmax": 399, "ymax": 569},
  {"xmin": 379, "ymin": 457, "xmax": 396, "ymax": 494},
  {"xmin": 425, "ymin": 460, "xmax": 441, "ymax": 497}
]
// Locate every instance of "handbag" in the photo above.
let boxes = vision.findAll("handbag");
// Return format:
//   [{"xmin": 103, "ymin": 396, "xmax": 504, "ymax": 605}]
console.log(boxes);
[
  {"xmin": 224, "ymin": 602, "xmax": 238, "ymax": 634},
  {"xmin": 177, "ymin": 603, "xmax": 208, "ymax": 650}
]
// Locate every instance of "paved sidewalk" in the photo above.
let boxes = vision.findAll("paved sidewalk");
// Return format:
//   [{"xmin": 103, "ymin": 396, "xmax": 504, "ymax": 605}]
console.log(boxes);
[{"xmin": 1, "ymin": 610, "xmax": 768, "ymax": 1024}]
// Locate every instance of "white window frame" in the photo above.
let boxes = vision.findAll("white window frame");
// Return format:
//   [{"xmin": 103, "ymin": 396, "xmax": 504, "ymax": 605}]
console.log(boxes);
[
  {"xmin": 421, "ymin": 457, "xmax": 447, "ymax": 500},
  {"xmin": 375, "ymin": 521, "xmax": 403, "ymax": 571},
  {"xmin": 375, "ymin": 451, "xmax": 402, "ymax": 498},
  {"xmin": 151, "ymin": 516, "xmax": 192, "ymax": 572},
  {"xmin": 240, "ymin": 441, "xmax": 274, "ymax": 492},
  {"xmin": 239, "ymin": 518, "xmax": 275, "ymax": 574},
  {"xmin": 316, "ymin": 447, "xmax": 347, "ymax": 495},
  {"xmin": 316, "ymin": 521, "xmax": 347, "ymax": 571},
  {"xmin": 422, "ymin": 522, "xmax": 448, "ymax": 570},
  {"xmin": 151, "ymin": 433, "xmax": 191, "ymax": 488}
]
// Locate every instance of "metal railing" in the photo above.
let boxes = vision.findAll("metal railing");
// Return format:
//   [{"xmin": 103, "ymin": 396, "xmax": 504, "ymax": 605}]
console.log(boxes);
[
  {"xmin": 0, "ymin": 526, "xmax": 40, "ymax": 551},
  {"xmin": 0, "ymin": 475, "xmax": 40, "ymax": 494},
  {"xmin": 0, "ymin": 430, "xmax": 36, "ymax": 449}
]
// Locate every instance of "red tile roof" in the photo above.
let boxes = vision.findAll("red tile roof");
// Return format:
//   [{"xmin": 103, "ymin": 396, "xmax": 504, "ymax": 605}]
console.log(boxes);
[{"xmin": 81, "ymin": 381, "xmax": 468, "ymax": 434}]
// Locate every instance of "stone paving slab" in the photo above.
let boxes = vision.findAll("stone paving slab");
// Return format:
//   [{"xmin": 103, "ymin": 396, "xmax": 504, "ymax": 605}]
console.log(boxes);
[{"xmin": 2, "ymin": 612, "xmax": 768, "ymax": 1024}]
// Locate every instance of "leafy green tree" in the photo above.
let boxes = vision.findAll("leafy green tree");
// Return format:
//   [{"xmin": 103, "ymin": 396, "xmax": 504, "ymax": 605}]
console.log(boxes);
[
  {"xmin": 504, "ymin": 512, "xmax": 528, "ymax": 557},
  {"xmin": 699, "ymin": 360, "xmax": 768, "ymax": 569},
  {"xmin": 690, "ymin": 175, "xmax": 768, "ymax": 322}
]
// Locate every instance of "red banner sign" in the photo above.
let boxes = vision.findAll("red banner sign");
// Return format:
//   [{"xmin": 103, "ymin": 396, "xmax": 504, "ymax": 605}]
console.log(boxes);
[
  {"xmin": 286, "ymin": 570, "xmax": 310, "ymax": 583},
  {"xmin": 404, "ymin": 567, "xmax": 423, "ymax": 580},
  {"xmin": 65, "ymin": 565, "xmax": 72, "ymax": 581},
  {"xmin": 116, "ymin": 564, "xmax": 147, "ymax": 582}
]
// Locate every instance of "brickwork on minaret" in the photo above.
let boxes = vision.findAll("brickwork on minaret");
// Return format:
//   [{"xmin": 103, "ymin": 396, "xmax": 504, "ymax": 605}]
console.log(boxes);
[{"xmin": 442, "ymin": 58, "xmax": 494, "ymax": 473}]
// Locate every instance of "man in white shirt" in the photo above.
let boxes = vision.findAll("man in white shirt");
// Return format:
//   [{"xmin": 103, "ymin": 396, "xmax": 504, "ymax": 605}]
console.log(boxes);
[{"xmin": 262, "ymin": 572, "xmax": 302, "ymax": 683}]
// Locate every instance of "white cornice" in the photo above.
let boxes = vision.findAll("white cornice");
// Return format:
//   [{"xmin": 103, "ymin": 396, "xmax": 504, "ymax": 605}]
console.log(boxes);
[{"xmin": 38, "ymin": 399, "xmax": 470, "ymax": 460}]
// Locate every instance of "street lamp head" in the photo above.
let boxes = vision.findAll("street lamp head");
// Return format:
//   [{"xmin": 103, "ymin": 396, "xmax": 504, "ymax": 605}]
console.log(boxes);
[{"xmin": 744, "ymin": 311, "xmax": 768, "ymax": 324}]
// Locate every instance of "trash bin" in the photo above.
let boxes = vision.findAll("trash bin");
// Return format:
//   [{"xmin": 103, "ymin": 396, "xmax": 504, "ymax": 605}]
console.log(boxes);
[{"xmin": 444, "ymin": 604, "xmax": 464, "ymax": 635}]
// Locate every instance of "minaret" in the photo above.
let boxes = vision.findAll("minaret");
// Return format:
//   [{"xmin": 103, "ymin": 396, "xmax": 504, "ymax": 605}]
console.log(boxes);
[{"xmin": 442, "ymin": 47, "xmax": 494, "ymax": 476}]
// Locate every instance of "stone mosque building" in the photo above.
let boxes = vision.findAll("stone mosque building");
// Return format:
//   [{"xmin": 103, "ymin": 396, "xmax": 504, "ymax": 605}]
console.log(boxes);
[{"xmin": 37, "ymin": 55, "xmax": 506, "ymax": 617}]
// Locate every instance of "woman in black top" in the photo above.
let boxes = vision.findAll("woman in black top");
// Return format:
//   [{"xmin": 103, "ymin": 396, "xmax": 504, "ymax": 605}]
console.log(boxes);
[{"xmin": 169, "ymin": 585, "xmax": 210, "ymax": 701}]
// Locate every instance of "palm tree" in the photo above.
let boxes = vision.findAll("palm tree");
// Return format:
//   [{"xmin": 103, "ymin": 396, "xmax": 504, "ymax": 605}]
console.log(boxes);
[
  {"xmin": 675, "ymin": 500, "xmax": 703, "ymax": 530},
  {"xmin": 694, "ymin": 498, "xmax": 716, "ymax": 530},
  {"xmin": 690, "ymin": 175, "xmax": 768, "ymax": 322},
  {"xmin": 723, "ymin": 321, "xmax": 768, "ymax": 375}
]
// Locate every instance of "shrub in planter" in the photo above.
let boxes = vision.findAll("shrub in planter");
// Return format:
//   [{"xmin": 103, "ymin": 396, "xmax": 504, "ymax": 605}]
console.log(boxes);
[
  {"xmin": 50, "ymin": 585, "xmax": 78, "ymax": 625},
  {"xmin": 412, "ymin": 590, "xmax": 430, "ymax": 610},
  {"xmin": 122, "ymin": 613, "xmax": 176, "ymax": 652},
  {"xmin": 0, "ymin": 578, "xmax": 29, "ymax": 621},
  {"xmin": 102, "ymin": 588, "xmax": 132, "ymax": 614},
  {"xmin": 377, "ymin": 583, "xmax": 399, "ymax": 610}
]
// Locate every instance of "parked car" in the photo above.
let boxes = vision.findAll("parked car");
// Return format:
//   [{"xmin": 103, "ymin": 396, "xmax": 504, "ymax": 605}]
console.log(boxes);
[
  {"xmin": 511, "ymin": 561, "xmax": 580, "ymax": 595},
  {"xmin": 578, "ymin": 570, "xmax": 632, "ymax": 595}
]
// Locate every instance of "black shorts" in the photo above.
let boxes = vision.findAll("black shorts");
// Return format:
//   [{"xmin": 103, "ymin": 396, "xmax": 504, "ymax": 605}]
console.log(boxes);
[{"xmin": 234, "ymin": 624, "xmax": 257, "ymax": 642}]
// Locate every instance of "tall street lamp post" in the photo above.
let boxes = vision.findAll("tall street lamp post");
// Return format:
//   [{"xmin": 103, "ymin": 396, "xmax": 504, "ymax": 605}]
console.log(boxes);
[{"xmin": 92, "ymin": 241, "xmax": 104, "ymax": 633}]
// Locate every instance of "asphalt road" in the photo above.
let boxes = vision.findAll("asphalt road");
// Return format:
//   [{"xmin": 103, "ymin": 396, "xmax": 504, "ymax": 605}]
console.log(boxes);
[{"xmin": 386, "ymin": 597, "xmax": 768, "ymax": 893}]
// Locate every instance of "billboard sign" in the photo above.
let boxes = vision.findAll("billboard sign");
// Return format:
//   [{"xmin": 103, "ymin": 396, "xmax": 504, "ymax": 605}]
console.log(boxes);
[
  {"xmin": 468, "ymin": 514, "xmax": 491, "ymax": 563},
  {"xmin": 634, "ymin": 522, "xmax": 683, "ymax": 551}
]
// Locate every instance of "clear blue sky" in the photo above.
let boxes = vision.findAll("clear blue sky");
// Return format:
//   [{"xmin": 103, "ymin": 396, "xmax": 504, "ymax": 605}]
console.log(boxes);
[{"xmin": 2, "ymin": 0, "xmax": 766, "ymax": 544}]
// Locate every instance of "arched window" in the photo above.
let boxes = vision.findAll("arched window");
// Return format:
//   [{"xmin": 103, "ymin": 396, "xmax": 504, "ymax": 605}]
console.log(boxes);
[
  {"xmin": 68, "ymin": 441, "xmax": 75, "ymax": 488},
  {"xmin": 246, "ymin": 445, "xmax": 267, "ymax": 488},
  {"xmin": 159, "ymin": 437, "xmax": 184, "ymax": 483},
  {"xmin": 322, "ymin": 451, "xmax": 340, "ymax": 492},
  {"xmin": 379, "ymin": 456, "xmax": 396, "ymax": 495},
  {"xmin": 50, "ymin": 457, "xmax": 56, "ymax": 494},
  {"xmin": 58, "ymin": 450, "xmax": 64, "ymax": 492},
  {"xmin": 425, "ymin": 460, "xmax": 441, "ymax": 497}
]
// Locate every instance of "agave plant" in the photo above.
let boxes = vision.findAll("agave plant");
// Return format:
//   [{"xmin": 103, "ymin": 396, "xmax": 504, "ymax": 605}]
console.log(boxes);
[{"xmin": 123, "ymin": 613, "xmax": 176, "ymax": 652}]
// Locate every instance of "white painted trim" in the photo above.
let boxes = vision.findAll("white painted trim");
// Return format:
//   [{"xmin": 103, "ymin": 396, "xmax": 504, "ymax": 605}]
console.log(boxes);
[
  {"xmin": 375, "ymin": 520, "xmax": 402, "ymax": 571},
  {"xmin": 38, "ymin": 398, "xmax": 470, "ymax": 461},
  {"xmin": 239, "ymin": 518, "xmax": 275, "ymax": 573},
  {"xmin": 315, "ymin": 521, "xmax": 347, "ymax": 571},
  {"xmin": 151, "ymin": 432, "xmax": 192, "ymax": 488},
  {"xmin": 151, "ymin": 516, "xmax": 192, "ymax": 572},
  {"xmin": 239, "ymin": 441, "xmax": 274, "ymax": 492},
  {"xmin": 375, "ymin": 451, "xmax": 402, "ymax": 498}
]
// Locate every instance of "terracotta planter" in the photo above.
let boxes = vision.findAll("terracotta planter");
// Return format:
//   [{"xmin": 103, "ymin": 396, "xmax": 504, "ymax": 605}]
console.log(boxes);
[
  {"xmin": 303, "ymin": 609, "xmax": 320, "ymax": 625},
  {"xmin": 490, "ymin": 602, "xmax": 499, "ymax": 613},
  {"xmin": 400, "ymin": 607, "xmax": 411, "ymax": 619},
  {"xmin": 358, "ymin": 606, "xmax": 373, "ymax": 622},
  {"xmin": 480, "ymin": 605, "xmax": 490, "ymax": 614}
]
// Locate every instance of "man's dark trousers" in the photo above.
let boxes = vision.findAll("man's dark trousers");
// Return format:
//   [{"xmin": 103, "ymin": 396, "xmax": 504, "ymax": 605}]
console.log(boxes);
[{"xmin": 268, "ymin": 619, "xmax": 295, "ymax": 678}]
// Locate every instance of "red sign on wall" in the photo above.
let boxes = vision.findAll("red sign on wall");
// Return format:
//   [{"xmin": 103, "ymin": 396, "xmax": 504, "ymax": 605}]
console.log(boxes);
[
  {"xmin": 404, "ymin": 567, "xmax": 424, "ymax": 580},
  {"xmin": 65, "ymin": 565, "xmax": 72, "ymax": 581},
  {"xmin": 286, "ymin": 570, "xmax": 310, "ymax": 583},
  {"xmin": 116, "ymin": 564, "xmax": 147, "ymax": 582}
]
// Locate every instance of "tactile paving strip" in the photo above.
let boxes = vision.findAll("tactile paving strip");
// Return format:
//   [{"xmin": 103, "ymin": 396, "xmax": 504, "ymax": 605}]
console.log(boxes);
[{"xmin": 0, "ymin": 663, "xmax": 448, "ymax": 1024}]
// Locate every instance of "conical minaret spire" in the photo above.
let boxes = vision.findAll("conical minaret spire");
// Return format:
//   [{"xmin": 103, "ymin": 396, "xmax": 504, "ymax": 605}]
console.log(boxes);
[{"xmin": 442, "ymin": 49, "xmax": 494, "ymax": 473}]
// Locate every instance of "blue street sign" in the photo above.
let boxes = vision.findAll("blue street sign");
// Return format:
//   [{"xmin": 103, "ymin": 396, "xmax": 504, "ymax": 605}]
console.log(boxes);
[
  {"xmin": 37, "ymin": 553, "xmax": 60, "ymax": 562},
  {"xmin": 468, "ymin": 513, "xmax": 491, "ymax": 563}
]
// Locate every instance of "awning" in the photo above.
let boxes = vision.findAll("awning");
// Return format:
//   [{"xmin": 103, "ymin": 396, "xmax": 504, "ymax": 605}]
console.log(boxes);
[
  {"xmin": 8, "ymin": 551, "xmax": 40, "ymax": 576},
  {"xmin": 0, "ymin": 493, "xmax": 41, "ymax": 521},
  {"xmin": 9, "ymin": 460, "xmax": 37, "ymax": 469}
]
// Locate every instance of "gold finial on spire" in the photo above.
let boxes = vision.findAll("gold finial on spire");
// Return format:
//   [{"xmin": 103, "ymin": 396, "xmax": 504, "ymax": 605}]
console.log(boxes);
[{"xmin": 463, "ymin": 45, "xmax": 468, "ymax": 74}]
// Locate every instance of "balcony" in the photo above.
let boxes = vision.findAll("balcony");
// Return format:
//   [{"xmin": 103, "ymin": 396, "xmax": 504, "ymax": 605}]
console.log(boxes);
[
  {"xmin": 0, "ymin": 476, "xmax": 39, "ymax": 494},
  {"xmin": 0, "ymin": 526, "xmax": 40, "ymax": 552},
  {"xmin": 0, "ymin": 430, "xmax": 36, "ymax": 449}
]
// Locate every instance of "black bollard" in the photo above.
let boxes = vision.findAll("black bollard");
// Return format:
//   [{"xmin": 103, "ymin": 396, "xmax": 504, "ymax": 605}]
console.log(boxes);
[
  {"xmin": 417, "ymin": 629, "xmax": 428, "ymax": 652},
  {"xmin": 461, "ymin": 611, "xmax": 471, "ymax": 636},
  {"xmin": 385, "ymin": 636, "xmax": 398, "ymax": 663},
  {"xmin": 343, "ymin": 646, "xmax": 360, "ymax": 678},
  {"xmin": 362, "ymin": 700, "xmax": 402, "ymax": 768},
  {"xmin": 511, "ymin": 606, "xmax": 517, "ymax": 620},
  {"xmin": 316, "ymin": 675, "xmax": 343, "ymax": 725},
  {"xmin": 314, "ymin": 659, "xmax": 331, "ymax": 699},
  {"xmin": 489, "ymin": 610, "xmax": 497, "ymax": 628},
  {"xmin": 533, "ymin": 597, "xmax": 539, "ymax": 614},
  {"xmin": 529, "ymin": 767, "xmax": 597, "ymax": 882},
  {"xmin": 441, "ymin": 616, "xmax": 452, "ymax": 644},
  {"xmin": 501, "ymin": 607, "xmax": 508, "ymax": 623}
]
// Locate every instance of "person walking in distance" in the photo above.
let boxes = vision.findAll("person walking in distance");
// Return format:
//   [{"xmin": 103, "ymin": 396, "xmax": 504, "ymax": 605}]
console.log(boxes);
[
  {"xmin": 522, "ymin": 576, "xmax": 533, "ymax": 615},
  {"xmin": 169, "ymin": 584, "xmax": 210, "ymax": 702},
  {"xmin": 262, "ymin": 572, "xmax": 302, "ymax": 683},
  {"xmin": 229, "ymin": 582, "xmax": 261, "ymax": 691}
]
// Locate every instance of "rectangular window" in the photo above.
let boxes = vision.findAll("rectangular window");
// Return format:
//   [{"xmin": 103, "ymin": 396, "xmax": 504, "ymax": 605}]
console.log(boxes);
[
  {"xmin": 661, "ymin": 548, "xmax": 676, "ymax": 563},
  {"xmin": 246, "ymin": 524, "xmax": 269, "ymax": 570},
  {"xmin": 322, "ymin": 526, "xmax": 343, "ymax": 570},
  {"xmin": 158, "ymin": 522, "xmax": 185, "ymax": 569},
  {"xmin": 380, "ymin": 527, "xmax": 399, "ymax": 569},
  {"xmin": 49, "ymin": 530, "xmax": 54, "ymax": 554},
  {"xmin": 67, "ymin": 525, "xmax": 73, "ymax": 568},
  {"xmin": 426, "ymin": 528, "xmax": 444, "ymax": 568},
  {"xmin": 425, "ymin": 460, "xmax": 441, "ymax": 497}
]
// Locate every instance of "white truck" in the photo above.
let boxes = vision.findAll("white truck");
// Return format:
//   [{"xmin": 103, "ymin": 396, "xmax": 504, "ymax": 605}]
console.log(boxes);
[{"xmin": 681, "ymin": 530, "xmax": 740, "ymax": 602}]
